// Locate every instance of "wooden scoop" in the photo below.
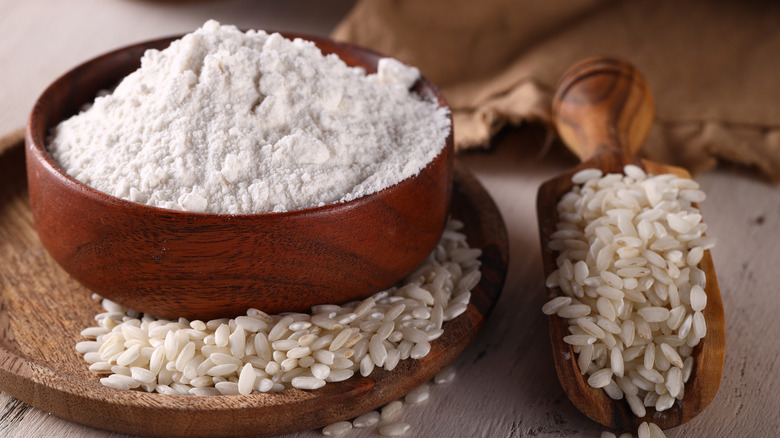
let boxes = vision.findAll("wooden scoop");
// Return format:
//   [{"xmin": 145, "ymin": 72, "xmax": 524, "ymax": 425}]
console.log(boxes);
[{"xmin": 537, "ymin": 57, "xmax": 725, "ymax": 431}]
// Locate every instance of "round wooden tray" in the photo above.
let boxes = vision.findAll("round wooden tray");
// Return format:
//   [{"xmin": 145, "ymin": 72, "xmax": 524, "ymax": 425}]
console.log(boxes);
[{"xmin": 0, "ymin": 131, "xmax": 508, "ymax": 438}]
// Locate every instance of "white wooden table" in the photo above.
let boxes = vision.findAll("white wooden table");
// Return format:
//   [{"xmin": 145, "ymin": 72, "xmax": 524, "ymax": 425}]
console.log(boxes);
[{"xmin": 2, "ymin": 1, "xmax": 778, "ymax": 436}]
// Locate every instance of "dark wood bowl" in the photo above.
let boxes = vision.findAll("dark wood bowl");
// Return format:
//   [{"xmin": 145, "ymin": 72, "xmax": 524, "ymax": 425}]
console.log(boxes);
[{"xmin": 25, "ymin": 34, "xmax": 453, "ymax": 320}]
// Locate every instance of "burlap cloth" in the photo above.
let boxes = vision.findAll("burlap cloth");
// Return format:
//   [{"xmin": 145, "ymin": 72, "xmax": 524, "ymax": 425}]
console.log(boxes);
[{"xmin": 333, "ymin": 0, "xmax": 780, "ymax": 180}]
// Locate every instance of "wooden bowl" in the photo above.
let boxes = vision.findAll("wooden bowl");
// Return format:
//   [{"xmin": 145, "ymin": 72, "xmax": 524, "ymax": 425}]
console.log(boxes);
[{"xmin": 25, "ymin": 34, "xmax": 453, "ymax": 320}]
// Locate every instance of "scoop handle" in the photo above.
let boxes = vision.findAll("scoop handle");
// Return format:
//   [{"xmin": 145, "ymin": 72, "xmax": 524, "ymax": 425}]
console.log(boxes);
[{"xmin": 552, "ymin": 57, "xmax": 654, "ymax": 162}]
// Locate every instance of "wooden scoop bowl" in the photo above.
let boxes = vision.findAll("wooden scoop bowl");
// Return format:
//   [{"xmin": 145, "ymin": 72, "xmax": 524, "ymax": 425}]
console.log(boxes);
[
  {"xmin": 26, "ymin": 34, "xmax": 453, "ymax": 321},
  {"xmin": 536, "ymin": 57, "xmax": 725, "ymax": 431}
]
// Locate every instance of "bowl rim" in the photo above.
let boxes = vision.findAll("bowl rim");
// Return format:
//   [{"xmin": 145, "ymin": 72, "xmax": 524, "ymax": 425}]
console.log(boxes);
[{"xmin": 26, "ymin": 31, "xmax": 454, "ymax": 220}]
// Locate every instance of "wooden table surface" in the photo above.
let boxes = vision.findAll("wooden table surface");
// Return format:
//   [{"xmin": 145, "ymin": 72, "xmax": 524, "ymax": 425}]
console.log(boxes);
[{"xmin": 1, "ymin": 1, "xmax": 778, "ymax": 437}]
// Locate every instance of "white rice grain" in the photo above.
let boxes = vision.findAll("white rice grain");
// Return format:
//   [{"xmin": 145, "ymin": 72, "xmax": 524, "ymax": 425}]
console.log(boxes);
[
  {"xmin": 322, "ymin": 421, "xmax": 352, "ymax": 437},
  {"xmin": 384, "ymin": 348, "xmax": 401, "ymax": 371},
  {"xmin": 237, "ymin": 363, "xmax": 256, "ymax": 395},
  {"xmin": 611, "ymin": 347, "xmax": 625, "ymax": 378},
  {"xmin": 326, "ymin": 369, "xmax": 354, "ymax": 382},
  {"xmin": 401, "ymin": 327, "xmax": 429, "ymax": 344},
  {"xmin": 659, "ymin": 343, "xmax": 684, "ymax": 368},
  {"xmin": 207, "ymin": 363, "xmax": 239, "ymax": 377},
  {"xmin": 656, "ymin": 393, "xmax": 676, "ymax": 412},
  {"xmin": 359, "ymin": 354, "xmax": 374, "ymax": 377},
  {"xmin": 587, "ymin": 368, "xmax": 613, "ymax": 388},
  {"xmin": 405, "ymin": 384, "xmax": 430, "ymax": 404},
  {"xmin": 636, "ymin": 307, "xmax": 670, "ymax": 323},
  {"xmin": 256, "ymin": 378, "xmax": 274, "ymax": 393},
  {"xmin": 692, "ymin": 311, "xmax": 707, "ymax": 339},
  {"xmin": 380, "ymin": 400, "xmax": 403, "ymax": 421},
  {"xmin": 410, "ymin": 341, "xmax": 431, "ymax": 359},
  {"xmin": 564, "ymin": 335, "xmax": 597, "ymax": 346},
  {"xmin": 572, "ymin": 168, "xmax": 603, "ymax": 184},
  {"xmin": 578, "ymin": 344, "xmax": 594, "ymax": 375},
  {"xmin": 626, "ymin": 392, "xmax": 646, "ymax": 417},
  {"xmin": 690, "ymin": 285, "xmax": 707, "ymax": 312},
  {"xmin": 638, "ymin": 422, "xmax": 650, "ymax": 438},
  {"xmin": 616, "ymin": 376, "xmax": 638, "ymax": 396},
  {"xmin": 214, "ymin": 381, "xmax": 240, "ymax": 395},
  {"xmin": 665, "ymin": 367, "xmax": 683, "ymax": 398},
  {"xmin": 378, "ymin": 422, "xmax": 411, "ymax": 437},
  {"xmin": 291, "ymin": 376, "xmax": 326, "ymax": 390},
  {"xmin": 543, "ymin": 296, "xmax": 572, "ymax": 315},
  {"xmin": 369, "ymin": 334, "xmax": 388, "ymax": 367},
  {"xmin": 130, "ymin": 367, "xmax": 156, "ymax": 384},
  {"xmin": 637, "ymin": 366, "xmax": 664, "ymax": 384},
  {"xmin": 557, "ymin": 304, "xmax": 592, "ymax": 319},
  {"xmin": 443, "ymin": 302, "xmax": 468, "ymax": 321},
  {"xmin": 434, "ymin": 365, "xmax": 456, "ymax": 384},
  {"xmin": 311, "ymin": 363, "xmax": 330, "ymax": 380},
  {"xmin": 352, "ymin": 410, "xmax": 380, "ymax": 428}
]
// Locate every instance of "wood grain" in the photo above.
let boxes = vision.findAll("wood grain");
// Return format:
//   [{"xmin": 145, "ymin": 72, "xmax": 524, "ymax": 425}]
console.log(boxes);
[
  {"xmin": 25, "ymin": 34, "xmax": 453, "ymax": 320},
  {"xmin": 553, "ymin": 56, "xmax": 654, "ymax": 161},
  {"xmin": 0, "ymin": 132, "xmax": 507, "ymax": 437},
  {"xmin": 537, "ymin": 57, "xmax": 726, "ymax": 431}
]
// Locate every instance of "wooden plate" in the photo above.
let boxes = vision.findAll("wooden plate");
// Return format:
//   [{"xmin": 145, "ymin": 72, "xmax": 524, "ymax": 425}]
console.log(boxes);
[{"xmin": 0, "ymin": 131, "xmax": 508, "ymax": 438}]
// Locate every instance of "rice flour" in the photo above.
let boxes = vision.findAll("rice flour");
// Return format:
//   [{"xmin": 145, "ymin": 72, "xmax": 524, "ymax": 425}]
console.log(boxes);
[{"xmin": 48, "ymin": 20, "xmax": 450, "ymax": 214}]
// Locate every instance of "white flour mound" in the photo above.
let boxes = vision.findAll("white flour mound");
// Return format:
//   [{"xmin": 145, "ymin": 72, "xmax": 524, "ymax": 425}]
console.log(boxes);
[{"xmin": 48, "ymin": 20, "xmax": 450, "ymax": 214}]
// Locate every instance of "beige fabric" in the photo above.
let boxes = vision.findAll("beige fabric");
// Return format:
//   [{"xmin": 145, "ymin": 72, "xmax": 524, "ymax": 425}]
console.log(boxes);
[{"xmin": 333, "ymin": 0, "xmax": 780, "ymax": 180}]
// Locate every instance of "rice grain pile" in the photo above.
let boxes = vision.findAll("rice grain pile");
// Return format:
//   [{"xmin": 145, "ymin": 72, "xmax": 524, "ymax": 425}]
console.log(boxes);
[
  {"xmin": 76, "ymin": 219, "xmax": 480, "ymax": 395},
  {"xmin": 542, "ymin": 165, "xmax": 715, "ymax": 417}
]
